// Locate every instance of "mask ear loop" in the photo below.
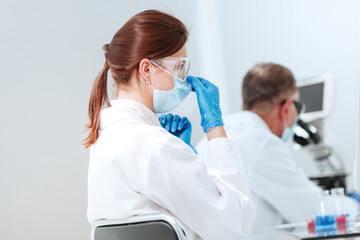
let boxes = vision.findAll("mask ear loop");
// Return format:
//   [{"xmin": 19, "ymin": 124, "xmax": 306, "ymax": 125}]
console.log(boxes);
[
  {"xmin": 146, "ymin": 80, "xmax": 155, "ymax": 90},
  {"xmin": 282, "ymin": 115, "xmax": 292, "ymax": 132},
  {"xmin": 146, "ymin": 62, "xmax": 158, "ymax": 90}
]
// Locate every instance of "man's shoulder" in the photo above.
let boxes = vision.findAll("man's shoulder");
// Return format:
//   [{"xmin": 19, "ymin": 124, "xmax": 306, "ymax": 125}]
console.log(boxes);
[
  {"xmin": 224, "ymin": 111, "xmax": 272, "ymax": 140},
  {"xmin": 225, "ymin": 111, "xmax": 267, "ymax": 129}
]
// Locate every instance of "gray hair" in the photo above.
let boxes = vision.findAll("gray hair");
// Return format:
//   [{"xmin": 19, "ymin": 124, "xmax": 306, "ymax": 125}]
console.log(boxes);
[{"xmin": 242, "ymin": 62, "xmax": 297, "ymax": 111}]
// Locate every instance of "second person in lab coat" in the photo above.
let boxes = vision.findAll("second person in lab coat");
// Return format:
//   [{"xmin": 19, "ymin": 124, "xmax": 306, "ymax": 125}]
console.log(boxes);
[
  {"xmin": 196, "ymin": 62, "xmax": 358, "ymax": 238},
  {"xmin": 84, "ymin": 10, "xmax": 255, "ymax": 240}
]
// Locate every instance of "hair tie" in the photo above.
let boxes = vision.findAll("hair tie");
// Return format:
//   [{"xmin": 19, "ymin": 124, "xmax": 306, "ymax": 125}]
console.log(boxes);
[{"xmin": 104, "ymin": 62, "xmax": 109, "ymax": 69}]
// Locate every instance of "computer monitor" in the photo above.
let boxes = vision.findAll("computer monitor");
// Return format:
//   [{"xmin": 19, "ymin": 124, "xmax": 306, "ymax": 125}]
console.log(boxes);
[{"xmin": 297, "ymin": 75, "xmax": 335, "ymax": 122}]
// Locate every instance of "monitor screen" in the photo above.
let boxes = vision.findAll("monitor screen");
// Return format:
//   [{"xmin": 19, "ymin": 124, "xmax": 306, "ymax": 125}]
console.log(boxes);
[{"xmin": 299, "ymin": 82, "xmax": 324, "ymax": 113}]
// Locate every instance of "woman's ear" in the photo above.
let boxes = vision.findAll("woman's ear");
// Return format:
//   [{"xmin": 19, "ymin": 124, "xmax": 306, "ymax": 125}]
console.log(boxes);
[{"xmin": 138, "ymin": 59, "xmax": 152, "ymax": 82}]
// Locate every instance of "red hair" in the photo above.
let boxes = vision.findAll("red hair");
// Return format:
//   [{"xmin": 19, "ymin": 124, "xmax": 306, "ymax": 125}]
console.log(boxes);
[{"xmin": 83, "ymin": 10, "xmax": 188, "ymax": 148}]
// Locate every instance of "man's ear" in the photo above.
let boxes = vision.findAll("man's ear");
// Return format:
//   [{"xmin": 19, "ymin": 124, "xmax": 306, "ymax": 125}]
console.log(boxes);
[
  {"xmin": 279, "ymin": 99, "xmax": 293, "ymax": 122},
  {"xmin": 138, "ymin": 59, "xmax": 152, "ymax": 82}
]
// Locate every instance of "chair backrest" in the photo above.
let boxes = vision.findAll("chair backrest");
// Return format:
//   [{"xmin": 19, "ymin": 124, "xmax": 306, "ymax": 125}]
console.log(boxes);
[{"xmin": 91, "ymin": 214, "xmax": 188, "ymax": 240}]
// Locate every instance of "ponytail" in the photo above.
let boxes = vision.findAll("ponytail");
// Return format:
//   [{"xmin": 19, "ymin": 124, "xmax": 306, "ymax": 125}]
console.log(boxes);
[
  {"xmin": 83, "ymin": 63, "xmax": 110, "ymax": 148},
  {"xmin": 83, "ymin": 10, "xmax": 189, "ymax": 148}
]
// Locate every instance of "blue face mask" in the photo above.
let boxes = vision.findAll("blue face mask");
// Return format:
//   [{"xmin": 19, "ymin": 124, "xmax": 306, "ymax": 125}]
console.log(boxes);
[
  {"xmin": 147, "ymin": 76, "xmax": 192, "ymax": 113},
  {"xmin": 281, "ymin": 118, "xmax": 298, "ymax": 142}
]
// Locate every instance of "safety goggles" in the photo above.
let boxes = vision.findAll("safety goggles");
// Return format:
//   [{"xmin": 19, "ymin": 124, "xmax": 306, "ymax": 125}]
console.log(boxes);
[
  {"xmin": 150, "ymin": 57, "xmax": 191, "ymax": 82},
  {"xmin": 281, "ymin": 99, "xmax": 306, "ymax": 115},
  {"xmin": 293, "ymin": 100, "xmax": 306, "ymax": 114}
]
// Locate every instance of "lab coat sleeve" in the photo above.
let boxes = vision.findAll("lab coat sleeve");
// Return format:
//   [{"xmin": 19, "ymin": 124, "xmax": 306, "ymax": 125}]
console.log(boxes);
[
  {"xmin": 251, "ymin": 136, "xmax": 322, "ymax": 222},
  {"xmin": 141, "ymin": 134, "xmax": 255, "ymax": 240}
]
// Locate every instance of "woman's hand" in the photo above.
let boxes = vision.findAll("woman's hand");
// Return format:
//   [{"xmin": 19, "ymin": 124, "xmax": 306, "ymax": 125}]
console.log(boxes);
[
  {"xmin": 159, "ymin": 114, "xmax": 192, "ymax": 145},
  {"xmin": 186, "ymin": 76, "xmax": 224, "ymax": 133},
  {"xmin": 159, "ymin": 114, "xmax": 197, "ymax": 154}
]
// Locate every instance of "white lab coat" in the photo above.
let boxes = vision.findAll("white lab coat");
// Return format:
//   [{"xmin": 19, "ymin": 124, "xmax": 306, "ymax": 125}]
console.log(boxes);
[
  {"xmin": 196, "ymin": 111, "xmax": 358, "ymax": 238},
  {"xmin": 87, "ymin": 99, "xmax": 256, "ymax": 240}
]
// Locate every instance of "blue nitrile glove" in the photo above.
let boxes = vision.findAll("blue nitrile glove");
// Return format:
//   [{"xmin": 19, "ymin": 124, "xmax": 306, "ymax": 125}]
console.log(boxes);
[
  {"xmin": 348, "ymin": 192, "xmax": 360, "ymax": 204},
  {"xmin": 159, "ymin": 113, "xmax": 197, "ymax": 154},
  {"xmin": 186, "ymin": 75, "xmax": 224, "ymax": 132}
]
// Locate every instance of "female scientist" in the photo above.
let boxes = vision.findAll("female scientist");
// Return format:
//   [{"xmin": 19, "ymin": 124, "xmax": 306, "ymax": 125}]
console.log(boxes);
[{"xmin": 84, "ymin": 10, "xmax": 254, "ymax": 240}]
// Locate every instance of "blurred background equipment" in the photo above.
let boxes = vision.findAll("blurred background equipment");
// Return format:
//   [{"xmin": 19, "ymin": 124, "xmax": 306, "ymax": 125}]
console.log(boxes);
[{"xmin": 292, "ymin": 75, "xmax": 348, "ymax": 192}]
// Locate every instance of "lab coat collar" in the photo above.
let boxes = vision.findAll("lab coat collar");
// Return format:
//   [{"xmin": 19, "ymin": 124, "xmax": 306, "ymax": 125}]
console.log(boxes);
[
  {"xmin": 100, "ymin": 99, "xmax": 161, "ymax": 130},
  {"xmin": 226, "ymin": 110, "xmax": 270, "ymax": 131}
]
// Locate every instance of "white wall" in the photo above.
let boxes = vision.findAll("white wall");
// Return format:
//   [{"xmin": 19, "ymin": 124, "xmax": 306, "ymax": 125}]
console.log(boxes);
[
  {"xmin": 0, "ymin": 1, "xmax": 197, "ymax": 239},
  {"xmin": 2, "ymin": 0, "xmax": 360, "ymax": 239}
]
